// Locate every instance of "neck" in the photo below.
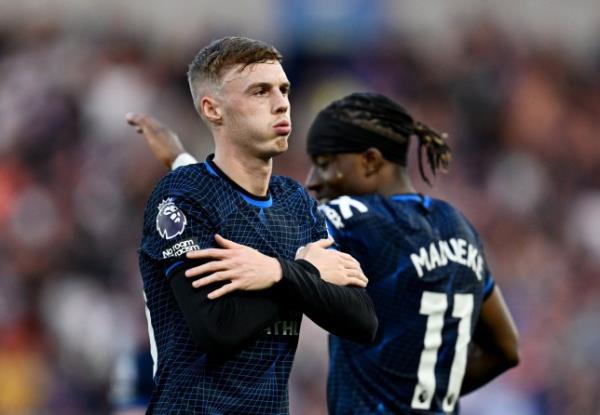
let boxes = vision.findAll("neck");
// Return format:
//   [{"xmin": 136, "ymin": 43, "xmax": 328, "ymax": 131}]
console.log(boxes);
[
  {"xmin": 377, "ymin": 166, "xmax": 416, "ymax": 197},
  {"xmin": 213, "ymin": 146, "xmax": 272, "ymax": 197}
]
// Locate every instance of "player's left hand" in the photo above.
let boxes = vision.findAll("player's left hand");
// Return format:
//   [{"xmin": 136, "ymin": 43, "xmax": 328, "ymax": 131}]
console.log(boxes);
[
  {"xmin": 185, "ymin": 234, "xmax": 283, "ymax": 299},
  {"xmin": 296, "ymin": 239, "xmax": 368, "ymax": 288}
]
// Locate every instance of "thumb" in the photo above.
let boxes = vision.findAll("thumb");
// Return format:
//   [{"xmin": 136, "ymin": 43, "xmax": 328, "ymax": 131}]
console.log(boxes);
[
  {"xmin": 214, "ymin": 234, "xmax": 241, "ymax": 249},
  {"xmin": 312, "ymin": 238, "xmax": 334, "ymax": 249}
]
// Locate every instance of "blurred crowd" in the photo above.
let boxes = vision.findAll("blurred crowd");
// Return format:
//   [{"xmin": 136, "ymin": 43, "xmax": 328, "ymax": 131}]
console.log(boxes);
[{"xmin": 0, "ymin": 16, "xmax": 599, "ymax": 415}]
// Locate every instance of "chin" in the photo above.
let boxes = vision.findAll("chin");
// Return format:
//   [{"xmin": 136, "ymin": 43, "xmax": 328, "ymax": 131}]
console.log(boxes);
[{"xmin": 270, "ymin": 136, "xmax": 289, "ymax": 156}]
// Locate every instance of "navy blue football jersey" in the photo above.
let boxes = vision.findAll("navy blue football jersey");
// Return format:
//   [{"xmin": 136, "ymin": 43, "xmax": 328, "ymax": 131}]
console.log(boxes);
[
  {"xmin": 139, "ymin": 157, "xmax": 327, "ymax": 414},
  {"xmin": 321, "ymin": 194, "xmax": 495, "ymax": 415}
]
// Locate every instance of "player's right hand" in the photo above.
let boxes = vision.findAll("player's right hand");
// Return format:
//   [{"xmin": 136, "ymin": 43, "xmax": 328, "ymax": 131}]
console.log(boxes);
[
  {"xmin": 125, "ymin": 112, "xmax": 185, "ymax": 169},
  {"xmin": 296, "ymin": 239, "xmax": 368, "ymax": 288},
  {"xmin": 184, "ymin": 234, "xmax": 283, "ymax": 299}
]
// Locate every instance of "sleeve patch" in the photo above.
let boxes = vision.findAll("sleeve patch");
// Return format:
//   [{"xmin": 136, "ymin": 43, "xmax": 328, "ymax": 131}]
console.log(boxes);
[
  {"xmin": 156, "ymin": 198, "xmax": 187, "ymax": 240},
  {"xmin": 162, "ymin": 238, "xmax": 200, "ymax": 259}
]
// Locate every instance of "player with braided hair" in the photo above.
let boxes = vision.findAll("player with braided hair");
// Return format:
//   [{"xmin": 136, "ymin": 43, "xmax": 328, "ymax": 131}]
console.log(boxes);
[
  {"xmin": 128, "ymin": 91, "xmax": 519, "ymax": 414},
  {"xmin": 305, "ymin": 92, "xmax": 519, "ymax": 414}
]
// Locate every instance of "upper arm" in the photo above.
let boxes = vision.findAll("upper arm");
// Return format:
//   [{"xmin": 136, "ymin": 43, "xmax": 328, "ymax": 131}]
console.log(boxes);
[
  {"xmin": 140, "ymin": 175, "xmax": 215, "ymax": 265},
  {"xmin": 300, "ymin": 188, "xmax": 329, "ymax": 243},
  {"xmin": 169, "ymin": 264, "xmax": 282, "ymax": 355},
  {"xmin": 473, "ymin": 286, "xmax": 520, "ymax": 366},
  {"xmin": 141, "ymin": 177, "xmax": 282, "ymax": 354}
]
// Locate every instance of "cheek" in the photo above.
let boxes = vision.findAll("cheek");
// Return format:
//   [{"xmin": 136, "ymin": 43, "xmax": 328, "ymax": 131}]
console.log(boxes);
[
  {"xmin": 328, "ymin": 172, "xmax": 346, "ymax": 189},
  {"xmin": 226, "ymin": 97, "xmax": 260, "ymax": 119}
]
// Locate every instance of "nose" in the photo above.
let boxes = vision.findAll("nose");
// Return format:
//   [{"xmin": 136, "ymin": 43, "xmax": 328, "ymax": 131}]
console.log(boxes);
[
  {"xmin": 272, "ymin": 90, "xmax": 289, "ymax": 114},
  {"xmin": 305, "ymin": 166, "xmax": 322, "ymax": 194}
]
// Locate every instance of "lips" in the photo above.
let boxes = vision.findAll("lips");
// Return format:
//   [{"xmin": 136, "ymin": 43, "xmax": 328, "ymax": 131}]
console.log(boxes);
[{"xmin": 273, "ymin": 120, "xmax": 291, "ymax": 135}]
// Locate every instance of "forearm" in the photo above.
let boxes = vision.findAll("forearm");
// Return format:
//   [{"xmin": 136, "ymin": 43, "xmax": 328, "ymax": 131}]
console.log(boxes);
[
  {"xmin": 170, "ymin": 264, "xmax": 282, "ymax": 356},
  {"xmin": 461, "ymin": 286, "xmax": 520, "ymax": 395},
  {"xmin": 275, "ymin": 258, "xmax": 378, "ymax": 343},
  {"xmin": 461, "ymin": 343, "xmax": 518, "ymax": 395}
]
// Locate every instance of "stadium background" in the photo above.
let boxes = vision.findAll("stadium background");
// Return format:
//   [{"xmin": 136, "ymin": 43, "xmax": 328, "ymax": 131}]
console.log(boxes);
[{"xmin": 1, "ymin": 1, "xmax": 599, "ymax": 414}]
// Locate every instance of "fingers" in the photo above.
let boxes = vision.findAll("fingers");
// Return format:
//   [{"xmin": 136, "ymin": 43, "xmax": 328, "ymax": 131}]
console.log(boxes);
[
  {"xmin": 186, "ymin": 248, "xmax": 230, "ymax": 260},
  {"xmin": 207, "ymin": 282, "xmax": 239, "ymax": 299},
  {"xmin": 185, "ymin": 235, "xmax": 243, "ymax": 261},
  {"xmin": 185, "ymin": 259, "xmax": 232, "ymax": 278},
  {"xmin": 125, "ymin": 112, "xmax": 162, "ymax": 133},
  {"xmin": 126, "ymin": 112, "xmax": 148, "ymax": 134},
  {"xmin": 341, "ymin": 256, "xmax": 361, "ymax": 271},
  {"xmin": 345, "ymin": 277, "xmax": 367, "ymax": 288},
  {"xmin": 192, "ymin": 270, "xmax": 236, "ymax": 288},
  {"xmin": 310, "ymin": 238, "xmax": 334, "ymax": 249},
  {"xmin": 339, "ymin": 251, "xmax": 359, "ymax": 265},
  {"xmin": 125, "ymin": 112, "xmax": 140, "ymax": 125},
  {"xmin": 125, "ymin": 112, "xmax": 148, "ymax": 127},
  {"xmin": 349, "ymin": 268, "xmax": 368, "ymax": 284},
  {"xmin": 338, "ymin": 269, "xmax": 368, "ymax": 287},
  {"xmin": 214, "ymin": 234, "xmax": 242, "ymax": 249}
]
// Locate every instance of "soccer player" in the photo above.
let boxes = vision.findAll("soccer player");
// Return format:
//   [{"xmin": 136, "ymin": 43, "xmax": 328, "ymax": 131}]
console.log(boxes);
[
  {"xmin": 134, "ymin": 37, "xmax": 378, "ymax": 414},
  {"xmin": 131, "ymin": 92, "xmax": 519, "ymax": 414},
  {"xmin": 304, "ymin": 93, "xmax": 519, "ymax": 414}
]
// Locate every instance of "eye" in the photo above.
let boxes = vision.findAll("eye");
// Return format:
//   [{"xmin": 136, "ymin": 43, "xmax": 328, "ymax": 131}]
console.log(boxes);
[
  {"xmin": 280, "ymin": 86, "xmax": 290, "ymax": 96},
  {"xmin": 315, "ymin": 158, "xmax": 330, "ymax": 169},
  {"xmin": 254, "ymin": 88, "xmax": 268, "ymax": 96}
]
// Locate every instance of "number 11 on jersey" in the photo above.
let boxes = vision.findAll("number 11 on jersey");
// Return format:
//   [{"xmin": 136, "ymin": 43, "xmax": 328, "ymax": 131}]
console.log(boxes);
[{"xmin": 411, "ymin": 292, "xmax": 474, "ymax": 412}]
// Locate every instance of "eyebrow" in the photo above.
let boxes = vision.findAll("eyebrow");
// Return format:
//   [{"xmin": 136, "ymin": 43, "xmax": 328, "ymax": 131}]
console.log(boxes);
[{"xmin": 245, "ymin": 81, "xmax": 291, "ymax": 93}]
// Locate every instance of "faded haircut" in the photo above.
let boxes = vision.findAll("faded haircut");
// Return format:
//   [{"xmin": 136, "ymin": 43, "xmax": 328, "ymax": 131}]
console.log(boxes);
[{"xmin": 187, "ymin": 36, "xmax": 283, "ymax": 114}]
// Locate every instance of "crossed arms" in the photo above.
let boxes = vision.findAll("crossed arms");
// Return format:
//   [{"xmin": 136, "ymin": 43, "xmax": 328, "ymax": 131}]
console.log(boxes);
[{"xmin": 168, "ymin": 234, "xmax": 378, "ymax": 355}]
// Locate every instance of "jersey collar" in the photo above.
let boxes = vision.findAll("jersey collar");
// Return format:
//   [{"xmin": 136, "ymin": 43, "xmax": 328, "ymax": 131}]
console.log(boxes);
[
  {"xmin": 204, "ymin": 154, "xmax": 273, "ymax": 208},
  {"xmin": 391, "ymin": 193, "xmax": 432, "ymax": 210}
]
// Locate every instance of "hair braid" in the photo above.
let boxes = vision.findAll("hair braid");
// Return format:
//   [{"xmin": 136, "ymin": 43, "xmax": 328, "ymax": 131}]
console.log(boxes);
[
  {"xmin": 413, "ymin": 121, "xmax": 452, "ymax": 186},
  {"xmin": 315, "ymin": 92, "xmax": 452, "ymax": 185}
]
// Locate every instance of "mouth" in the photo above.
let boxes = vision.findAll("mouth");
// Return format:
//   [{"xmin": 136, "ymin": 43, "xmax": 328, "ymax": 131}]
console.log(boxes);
[{"xmin": 273, "ymin": 120, "xmax": 291, "ymax": 135}]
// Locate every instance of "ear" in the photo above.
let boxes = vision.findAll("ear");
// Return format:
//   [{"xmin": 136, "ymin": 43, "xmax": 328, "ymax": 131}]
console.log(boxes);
[
  {"xmin": 361, "ymin": 147, "xmax": 385, "ymax": 176},
  {"xmin": 200, "ymin": 96, "xmax": 223, "ymax": 125}
]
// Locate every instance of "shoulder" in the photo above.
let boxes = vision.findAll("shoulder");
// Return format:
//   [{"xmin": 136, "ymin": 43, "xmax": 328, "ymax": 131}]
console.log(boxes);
[
  {"xmin": 271, "ymin": 175, "xmax": 316, "ymax": 206},
  {"xmin": 143, "ymin": 164, "xmax": 218, "ymax": 224},
  {"xmin": 270, "ymin": 175, "xmax": 305, "ymax": 194},
  {"xmin": 151, "ymin": 164, "xmax": 213, "ymax": 199},
  {"xmin": 319, "ymin": 195, "xmax": 375, "ymax": 231},
  {"xmin": 146, "ymin": 163, "xmax": 224, "ymax": 211},
  {"xmin": 427, "ymin": 197, "xmax": 482, "ymax": 241}
]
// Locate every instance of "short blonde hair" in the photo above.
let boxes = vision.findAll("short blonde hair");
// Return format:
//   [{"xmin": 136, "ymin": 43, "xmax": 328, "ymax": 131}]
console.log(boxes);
[{"xmin": 187, "ymin": 36, "xmax": 283, "ymax": 111}]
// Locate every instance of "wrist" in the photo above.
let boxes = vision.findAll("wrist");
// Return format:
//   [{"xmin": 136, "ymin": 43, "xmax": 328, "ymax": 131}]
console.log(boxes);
[
  {"xmin": 270, "ymin": 257, "xmax": 283, "ymax": 284},
  {"xmin": 172, "ymin": 152, "xmax": 197, "ymax": 170}
]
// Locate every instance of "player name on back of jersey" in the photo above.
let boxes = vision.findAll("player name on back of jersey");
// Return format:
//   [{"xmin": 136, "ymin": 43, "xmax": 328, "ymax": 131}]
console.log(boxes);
[{"xmin": 410, "ymin": 238, "xmax": 484, "ymax": 280}]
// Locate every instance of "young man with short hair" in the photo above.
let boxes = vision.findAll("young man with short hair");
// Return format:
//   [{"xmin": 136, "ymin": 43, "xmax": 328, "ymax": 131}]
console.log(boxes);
[{"xmin": 135, "ymin": 37, "xmax": 377, "ymax": 414}]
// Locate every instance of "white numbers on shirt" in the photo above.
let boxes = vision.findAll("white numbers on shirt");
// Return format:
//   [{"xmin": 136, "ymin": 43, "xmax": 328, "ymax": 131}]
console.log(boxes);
[{"xmin": 411, "ymin": 292, "xmax": 474, "ymax": 412}]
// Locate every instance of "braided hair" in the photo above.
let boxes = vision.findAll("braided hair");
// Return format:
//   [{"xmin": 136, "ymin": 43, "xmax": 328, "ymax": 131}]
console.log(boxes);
[{"xmin": 318, "ymin": 92, "xmax": 452, "ymax": 185}]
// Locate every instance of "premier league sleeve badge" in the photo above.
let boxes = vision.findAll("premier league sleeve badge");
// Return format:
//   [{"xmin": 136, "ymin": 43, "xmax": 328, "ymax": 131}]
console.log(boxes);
[{"xmin": 156, "ymin": 198, "xmax": 188, "ymax": 240}]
